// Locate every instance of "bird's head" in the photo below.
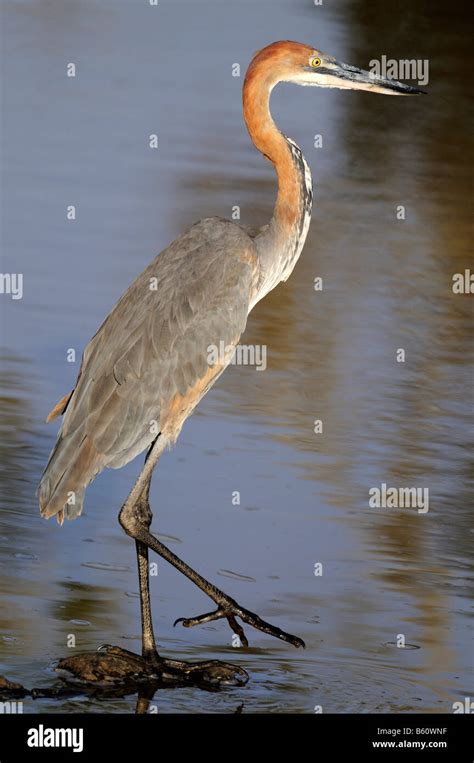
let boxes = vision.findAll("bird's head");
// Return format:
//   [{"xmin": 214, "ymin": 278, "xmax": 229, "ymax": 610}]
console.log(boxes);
[{"xmin": 247, "ymin": 40, "xmax": 426, "ymax": 96}]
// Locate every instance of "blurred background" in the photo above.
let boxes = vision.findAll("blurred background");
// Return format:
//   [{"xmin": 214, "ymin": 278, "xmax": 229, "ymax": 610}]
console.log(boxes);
[{"xmin": 0, "ymin": 0, "xmax": 472, "ymax": 713}]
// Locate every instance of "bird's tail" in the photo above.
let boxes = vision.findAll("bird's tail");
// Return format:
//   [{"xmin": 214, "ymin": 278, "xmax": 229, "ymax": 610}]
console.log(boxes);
[{"xmin": 38, "ymin": 423, "xmax": 100, "ymax": 526}]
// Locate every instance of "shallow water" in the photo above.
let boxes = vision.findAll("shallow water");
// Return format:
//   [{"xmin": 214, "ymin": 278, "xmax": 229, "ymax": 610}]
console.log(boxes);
[{"xmin": 0, "ymin": 0, "xmax": 472, "ymax": 713}]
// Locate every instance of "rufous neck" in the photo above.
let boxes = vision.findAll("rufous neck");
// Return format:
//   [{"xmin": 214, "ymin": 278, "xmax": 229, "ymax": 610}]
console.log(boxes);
[{"xmin": 243, "ymin": 63, "xmax": 306, "ymax": 233}]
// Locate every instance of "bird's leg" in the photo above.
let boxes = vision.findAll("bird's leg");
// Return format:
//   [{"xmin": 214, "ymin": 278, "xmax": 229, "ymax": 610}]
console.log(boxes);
[
  {"xmin": 99, "ymin": 440, "xmax": 247, "ymax": 686},
  {"xmin": 119, "ymin": 439, "xmax": 304, "ymax": 649},
  {"xmin": 130, "ymin": 524, "xmax": 304, "ymax": 649},
  {"xmin": 133, "ymin": 477, "xmax": 159, "ymax": 663}
]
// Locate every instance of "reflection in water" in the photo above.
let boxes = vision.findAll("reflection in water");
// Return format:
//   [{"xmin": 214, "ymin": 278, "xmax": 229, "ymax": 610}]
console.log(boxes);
[{"xmin": 0, "ymin": 0, "xmax": 472, "ymax": 712}]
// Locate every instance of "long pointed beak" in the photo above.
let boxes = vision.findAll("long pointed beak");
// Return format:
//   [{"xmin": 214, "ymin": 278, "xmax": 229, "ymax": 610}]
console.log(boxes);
[{"xmin": 315, "ymin": 61, "xmax": 427, "ymax": 95}]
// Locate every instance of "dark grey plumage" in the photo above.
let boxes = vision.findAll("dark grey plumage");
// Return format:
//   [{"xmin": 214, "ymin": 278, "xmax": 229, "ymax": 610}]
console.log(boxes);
[{"xmin": 39, "ymin": 217, "xmax": 259, "ymax": 523}]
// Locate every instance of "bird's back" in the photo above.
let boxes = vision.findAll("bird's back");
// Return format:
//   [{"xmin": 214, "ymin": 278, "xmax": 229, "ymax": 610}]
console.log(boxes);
[{"xmin": 39, "ymin": 218, "xmax": 259, "ymax": 524}]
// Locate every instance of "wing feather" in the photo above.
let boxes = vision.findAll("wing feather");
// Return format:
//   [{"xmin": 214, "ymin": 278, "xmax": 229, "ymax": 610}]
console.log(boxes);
[{"xmin": 39, "ymin": 218, "xmax": 259, "ymax": 521}]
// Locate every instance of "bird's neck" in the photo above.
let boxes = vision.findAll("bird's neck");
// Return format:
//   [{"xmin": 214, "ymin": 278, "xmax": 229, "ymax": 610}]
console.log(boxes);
[{"xmin": 243, "ymin": 66, "xmax": 313, "ymax": 303}]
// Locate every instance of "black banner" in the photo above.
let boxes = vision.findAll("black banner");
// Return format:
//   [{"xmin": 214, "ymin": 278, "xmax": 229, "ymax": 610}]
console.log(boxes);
[{"xmin": 0, "ymin": 713, "xmax": 471, "ymax": 761}]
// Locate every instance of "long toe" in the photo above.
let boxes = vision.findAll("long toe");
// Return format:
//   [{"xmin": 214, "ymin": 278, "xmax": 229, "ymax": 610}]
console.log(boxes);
[
  {"xmin": 184, "ymin": 661, "xmax": 249, "ymax": 687},
  {"xmin": 174, "ymin": 602, "xmax": 305, "ymax": 648}
]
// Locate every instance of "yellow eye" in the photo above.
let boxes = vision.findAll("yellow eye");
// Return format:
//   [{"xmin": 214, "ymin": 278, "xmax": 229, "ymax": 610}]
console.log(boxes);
[{"xmin": 311, "ymin": 57, "xmax": 321, "ymax": 67}]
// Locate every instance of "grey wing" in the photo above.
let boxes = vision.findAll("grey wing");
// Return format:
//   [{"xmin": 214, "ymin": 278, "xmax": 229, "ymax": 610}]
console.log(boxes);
[{"xmin": 39, "ymin": 217, "xmax": 259, "ymax": 521}]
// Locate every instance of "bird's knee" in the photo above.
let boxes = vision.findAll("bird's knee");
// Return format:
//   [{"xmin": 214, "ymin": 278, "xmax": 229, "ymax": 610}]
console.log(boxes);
[
  {"xmin": 119, "ymin": 495, "xmax": 152, "ymax": 537},
  {"xmin": 119, "ymin": 505, "xmax": 137, "ymax": 537}
]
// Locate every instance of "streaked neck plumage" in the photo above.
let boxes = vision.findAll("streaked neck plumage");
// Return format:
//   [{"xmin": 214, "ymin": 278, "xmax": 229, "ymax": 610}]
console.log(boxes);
[{"xmin": 243, "ymin": 51, "xmax": 313, "ymax": 306}]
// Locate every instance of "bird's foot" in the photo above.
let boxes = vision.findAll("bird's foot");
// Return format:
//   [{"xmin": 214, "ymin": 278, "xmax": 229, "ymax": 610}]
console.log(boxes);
[
  {"xmin": 174, "ymin": 599, "xmax": 305, "ymax": 649},
  {"xmin": 155, "ymin": 656, "xmax": 248, "ymax": 687},
  {"xmin": 55, "ymin": 644, "xmax": 248, "ymax": 688}
]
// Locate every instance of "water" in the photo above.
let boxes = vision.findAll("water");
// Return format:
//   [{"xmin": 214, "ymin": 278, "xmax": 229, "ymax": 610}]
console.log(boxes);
[{"xmin": 0, "ymin": 0, "xmax": 472, "ymax": 713}]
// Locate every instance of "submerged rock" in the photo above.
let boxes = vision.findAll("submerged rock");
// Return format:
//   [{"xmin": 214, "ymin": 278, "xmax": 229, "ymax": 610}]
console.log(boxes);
[
  {"xmin": 0, "ymin": 675, "xmax": 28, "ymax": 698},
  {"xmin": 55, "ymin": 644, "xmax": 248, "ymax": 688}
]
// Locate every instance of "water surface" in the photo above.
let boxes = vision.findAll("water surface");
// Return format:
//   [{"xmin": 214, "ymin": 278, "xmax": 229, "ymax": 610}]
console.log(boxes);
[{"xmin": 0, "ymin": 0, "xmax": 472, "ymax": 713}]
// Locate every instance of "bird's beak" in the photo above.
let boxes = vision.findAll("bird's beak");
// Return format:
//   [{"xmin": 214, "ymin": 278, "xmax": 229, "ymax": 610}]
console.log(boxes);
[{"xmin": 308, "ymin": 60, "xmax": 427, "ymax": 95}]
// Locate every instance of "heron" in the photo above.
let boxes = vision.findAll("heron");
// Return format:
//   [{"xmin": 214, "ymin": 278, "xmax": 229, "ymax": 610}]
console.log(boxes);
[{"xmin": 38, "ymin": 41, "xmax": 423, "ymax": 680}]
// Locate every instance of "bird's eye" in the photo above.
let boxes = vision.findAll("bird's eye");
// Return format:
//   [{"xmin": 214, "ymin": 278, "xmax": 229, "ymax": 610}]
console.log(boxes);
[{"xmin": 311, "ymin": 57, "xmax": 321, "ymax": 68}]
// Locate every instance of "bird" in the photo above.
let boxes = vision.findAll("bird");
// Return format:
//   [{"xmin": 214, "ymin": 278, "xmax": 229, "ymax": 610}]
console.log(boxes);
[{"xmin": 38, "ymin": 41, "xmax": 424, "ymax": 669}]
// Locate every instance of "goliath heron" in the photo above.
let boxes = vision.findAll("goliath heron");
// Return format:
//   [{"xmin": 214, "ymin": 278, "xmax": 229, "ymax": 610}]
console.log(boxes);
[{"xmin": 39, "ymin": 41, "xmax": 423, "ymax": 678}]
